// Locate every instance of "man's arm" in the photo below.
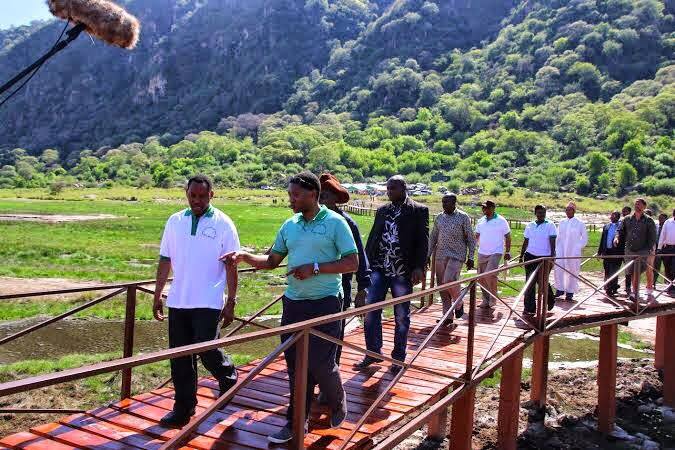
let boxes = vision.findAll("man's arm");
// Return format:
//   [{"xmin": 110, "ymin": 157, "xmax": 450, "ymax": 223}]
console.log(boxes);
[
  {"xmin": 224, "ymin": 251, "xmax": 285, "ymax": 270},
  {"xmin": 428, "ymin": 218, "xmax": 439, "ymax": 262},
  {"xmin": 549, "ymin": 236, "xmax": 556, "ymax": 257},
  {"xmin": 288, "ymin": 253, "xmax": 359, "ymax": 280},
  {"xmin": 220, "ymin": 262, "xmax": 239, "ymax": 327},
  {"xmin": 465, "ymin": 216, "xmax": 476, "ymax": 268},
  {"xmin": 519, "ymin": 238, "xmax": 529, "ymax": 262},
  {"xmin": 504, "ymin": 233, "xmax": 512, "ymax": 261},
  {"xmin": 153, "ymin": 258, "xmax": 171, "ymax": 321},
  {"xmin": 598, "ymin": 228, "xmax": 606, "ymax": 255}
]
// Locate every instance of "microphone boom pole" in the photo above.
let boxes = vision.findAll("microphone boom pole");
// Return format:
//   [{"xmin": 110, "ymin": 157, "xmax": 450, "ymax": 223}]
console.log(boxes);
[{"xmin": 0, "ymin": 23, "xmax": 86, "ymax": 97}]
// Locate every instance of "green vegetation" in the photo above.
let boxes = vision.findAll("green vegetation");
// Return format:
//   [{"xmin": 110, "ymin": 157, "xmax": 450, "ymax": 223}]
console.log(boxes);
[{"xmin": 0, "ymin": 1, "xmax": 672, "ymax": 200}]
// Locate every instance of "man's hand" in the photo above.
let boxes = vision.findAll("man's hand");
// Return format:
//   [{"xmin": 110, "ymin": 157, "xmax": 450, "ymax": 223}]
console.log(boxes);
[
  {"xmin": 504, "ymin": 252, "xmax": 512, "ymax": 263},
  {"xmin": 411, "ymin": 268, "xmax": 425, "ymax": 286},
  {"xmin": 466, "ymin": 259, "xmax": 475, "ymax": 270},
  {"xmin": 153, "ymin": 297, "xmax": 165, "ymax": 321},
  {"xmin": 220, "ymin": 299, "xmax": 236, "ymax": 327},
  {"xmin": 288, "ymin": 264, "xmax": 314, "ymax": 280},
  {"xmin": 518, "ymin": 255, "xmax": 524, "ymax": 263},
  {"xmin": 613, "ymin": 237, "xmax": 619, "ymax": 247},
  {"xmin": 220, "ymin": 250, "xmax": 248, "ymax": 266},
  {"xmin": 354, "ymin": 289, "xmax": 368, "ymax": 308}
]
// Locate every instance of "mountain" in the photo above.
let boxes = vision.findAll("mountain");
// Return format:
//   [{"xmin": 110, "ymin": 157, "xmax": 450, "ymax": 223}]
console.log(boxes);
[
  {"xmin": 0, "ymin": 0, "xmax": 395, "ymax": 153},
  {"xmin": 0, "ymin": 0, "xmax": 673, "ymax": 198}
]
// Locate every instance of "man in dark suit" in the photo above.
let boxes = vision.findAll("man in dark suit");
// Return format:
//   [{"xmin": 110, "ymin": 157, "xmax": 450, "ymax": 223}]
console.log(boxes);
[
  {"xmin": 598, "ymin": 211, "xmax": 622, "ymax": 297},
  {"xmin": 355, "ymin": 175, "xmax": 429, "ymax": 373}
]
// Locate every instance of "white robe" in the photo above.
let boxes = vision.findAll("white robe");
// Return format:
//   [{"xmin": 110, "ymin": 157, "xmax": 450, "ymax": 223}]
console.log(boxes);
[{"xmin": 554, "ymin": 217, "xmax": 588, "ymax": 294}]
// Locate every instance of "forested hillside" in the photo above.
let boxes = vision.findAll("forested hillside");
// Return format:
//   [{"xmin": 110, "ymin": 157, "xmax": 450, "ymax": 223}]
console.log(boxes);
[{"xmin": 0, "ymin": 0, "xmax": 673, "ymax": 197}]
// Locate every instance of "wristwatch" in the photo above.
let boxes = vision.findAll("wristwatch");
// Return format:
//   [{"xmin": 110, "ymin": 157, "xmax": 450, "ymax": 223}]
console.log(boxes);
[{"xmin": 313, "ymin": 262, "xmax": 320, "ymax": 276}]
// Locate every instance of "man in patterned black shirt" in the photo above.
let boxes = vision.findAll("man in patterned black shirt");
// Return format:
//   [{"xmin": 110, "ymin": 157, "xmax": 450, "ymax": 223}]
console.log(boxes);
[{"xmin": 356, "ymin": 175, "xmax": 429, "ymax": 372}]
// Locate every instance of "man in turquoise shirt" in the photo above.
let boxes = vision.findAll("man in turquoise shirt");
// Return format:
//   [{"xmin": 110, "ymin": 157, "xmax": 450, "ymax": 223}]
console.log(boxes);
[{"xmin": 223, "ymin": 171, "xmax": 358, "ymax": 444}]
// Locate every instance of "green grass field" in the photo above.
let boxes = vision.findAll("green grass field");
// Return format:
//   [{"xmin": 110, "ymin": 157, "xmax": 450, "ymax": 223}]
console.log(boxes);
[{"xmin": 0, "ymin": 187, "xmax": 606, "ymax": 322}]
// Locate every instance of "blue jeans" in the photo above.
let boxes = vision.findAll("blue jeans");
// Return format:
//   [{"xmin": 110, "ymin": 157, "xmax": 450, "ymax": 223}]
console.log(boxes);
[{"xmin": 364, "ymin": 270, "xmax": 412, "ymax": 361}]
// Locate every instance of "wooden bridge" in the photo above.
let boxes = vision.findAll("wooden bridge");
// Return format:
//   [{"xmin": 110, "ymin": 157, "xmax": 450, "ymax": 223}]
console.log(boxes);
[{"xmin": 1, "ymin": 255, "xmax": 674, "ymax": 449}]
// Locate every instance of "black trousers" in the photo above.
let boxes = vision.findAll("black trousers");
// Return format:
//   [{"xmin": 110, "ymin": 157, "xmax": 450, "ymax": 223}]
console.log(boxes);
[
  {"xmin": 662, "ymin": 245, "xmax": 675, "ymax": 292},
  {"xmin": 335, "ymin": 289, "xmax": 351, "ymax": 364},
  {"xmin": 602, "ymin": 250, "xmax": 622, "ymax": 293},
  {"xmin": 168, "ymin": 307, "xmax": 237, "ymax": 412},
  {"xmin": 281, "ymin": 295, "xmax": 344, "ymax": 426},
  {"xmin": 524, "ymin": 252, "xmax": 555, "ymax": 314}
]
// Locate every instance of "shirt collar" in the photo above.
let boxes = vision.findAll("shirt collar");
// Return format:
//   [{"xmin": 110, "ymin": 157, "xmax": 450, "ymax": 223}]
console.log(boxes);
[
  {"xmin": 534, "ymin": 219, "xmax": 549, "ymax": 226},
  {"xmin": 292, "ymin": 205, "xmax": 328, "ymax": 224},
  {"xmin": 485, "ymin": 213, "xmax": 499, "ymax": 222},
  {"xmin": 183, "ymin": 205, "xmax": 214, "ymax": 218}
]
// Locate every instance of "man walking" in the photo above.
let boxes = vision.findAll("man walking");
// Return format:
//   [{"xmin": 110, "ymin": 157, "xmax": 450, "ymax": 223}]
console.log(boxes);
[
  {"xmin": 614, "ymin": 198, "xmax": 657, "ymax": 300},
  {"xmin": 475, "ymin": 200, "xmax": 511, "ymax": 309},
  {"xmin": 355, "ymin": 175, "xmax": 429, "ymax": 372},
  {"xmin": 153, "ymin": 175, "xmax": 239, "ymax": 427},
  {"xmin": 618, "ymin": 206, "xmax": 632, "ymax": 295},
  {"xmin": 224, "ymin": 171, "xmax": 357, "ymax": 443},
  {"xmin": 657, "ymin": 208, "xmax": 675, "ymax": 296},
  {"xmin": 519, "ymin": 205, "xmax": 556, "ymax": 315},
  {"xmin": 319, "ymin": 172, "xmax": 371, "ymax": 364},
  {"xmin": 427, "ymin": 193, "xmax": 475, "ymax": 327},
  {"xmin": 554, "ymin": 202, "xmax": 588, "ymax": 301},
  {"xmin": 598, "ymin": 211, "xmax": 622, "ymax": 297}
]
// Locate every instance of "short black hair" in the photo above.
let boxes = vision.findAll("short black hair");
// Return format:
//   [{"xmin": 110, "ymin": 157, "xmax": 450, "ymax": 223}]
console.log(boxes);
[
  {"xmin": 387, "ymin": 175, "xmax": 407, "ymax": 189},
  {"xmin": 534, "ymin": 204, "xmax": 546, "ymax": 212},
  {"xmin": 186, "ymin": 174, "xmax": 213, "ymax": 191},
  {"xmin": 622, "ymin": 206, "xmax": 632, "ymax": 213},
  {"xmin": 289, "ymin": 171, "xmax": 320, "ymax": 193}
]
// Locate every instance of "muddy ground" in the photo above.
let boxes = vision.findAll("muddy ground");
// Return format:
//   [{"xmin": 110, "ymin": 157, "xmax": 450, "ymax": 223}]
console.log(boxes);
[{"xmin": 395, "ymin": 359, "xmax": 674, "ymax": 449}]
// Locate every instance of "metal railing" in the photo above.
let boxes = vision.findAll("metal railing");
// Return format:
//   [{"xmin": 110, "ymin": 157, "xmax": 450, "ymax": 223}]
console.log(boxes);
[{"xmin": 0, "ymin": 254, "xmax": 673, "ymax": 449}]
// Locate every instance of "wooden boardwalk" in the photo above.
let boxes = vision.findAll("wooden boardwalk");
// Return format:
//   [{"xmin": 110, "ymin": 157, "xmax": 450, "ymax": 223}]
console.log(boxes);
[{"xmin": 2, "ymin": 283, "xmax": 675, "ymax": 450}]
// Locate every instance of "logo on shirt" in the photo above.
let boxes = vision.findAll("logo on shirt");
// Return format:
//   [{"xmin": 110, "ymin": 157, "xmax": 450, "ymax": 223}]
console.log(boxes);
[{"xmin": 202, "ymin": 227, "xmax": 217, "ymax": 239}]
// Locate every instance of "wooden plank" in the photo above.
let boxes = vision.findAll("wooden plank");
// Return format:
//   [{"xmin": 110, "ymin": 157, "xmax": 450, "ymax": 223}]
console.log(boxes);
[
  {"xmin": 530, "ymin": 335, "xmax": 549, "ymax": 408},
  {"xmin": 0, "ymin": 432, "xmax": 77, "ymax": 450},
  {"xmin": 30, "ymin": 421, "xmax": 131, "ymax": 449},
  {"xmin": 663, "ymin": 314, "xmax": 675, "ymax": 407},
  {"xmin": 597, "ymin": 324, "xmax": 617, "ymax": 434},
  {"xmin": 497, "ymin": 348, "xmax": 524, "ymax": 450},
  {"xmin": 449, "ymin": 386, "xmax": 476, "ymax": 450},
  {"xmin": 655, "ymin": 316, "xmax": 666, "ymax": 369},
  {"xmin": 59, "ymin": 413, "xmax": 165, "ymax": 449}
]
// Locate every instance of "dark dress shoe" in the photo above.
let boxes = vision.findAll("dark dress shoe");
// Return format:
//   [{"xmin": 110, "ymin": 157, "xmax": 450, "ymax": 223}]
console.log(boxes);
[
  {"xmin": 160, "ymin": 408, "xmax": 195, "ymax": 427},
  {"xmin": 455, "ymin": 305, "xmax": 465, "ymax": 319},
  {"xmin": 218, "ymin": 367, "xmax": 238, "ymax": 395},
  {"xmin": 353, "ymin": 355, "xmax": 383, "ymax": 369}
]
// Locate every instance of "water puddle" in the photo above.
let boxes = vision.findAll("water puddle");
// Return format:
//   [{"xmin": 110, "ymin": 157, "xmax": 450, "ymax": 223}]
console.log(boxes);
[
  {"xmin": 0, "ymin": 318, "xmax": 650, "ymax": 365},
  {"xmin": 0, "ymin": 318, "xmax": 280, "ymax": 364}
]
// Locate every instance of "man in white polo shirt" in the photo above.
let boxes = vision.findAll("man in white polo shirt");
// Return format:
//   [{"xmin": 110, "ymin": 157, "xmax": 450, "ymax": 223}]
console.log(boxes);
[
  {"xmin": 519, "ymin": 205, "xmax": 556, "ymax": 315},
  {"xmin": 152, "ymin": 174, "xmax": 240, "ymax": 427},
  {"xmin": 475, "ymin": 200, "xmax": 511, "ymax": 308}
]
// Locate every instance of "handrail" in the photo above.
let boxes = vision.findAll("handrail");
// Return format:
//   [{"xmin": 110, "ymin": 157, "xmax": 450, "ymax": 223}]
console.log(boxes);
[
  {"xmin": 0, "ymin": 265, "xmax": 287, "ymax": 301},
  {"xmin": 2, "ymin": 253, "xmax": 674, "ymax": 449},
  {"xmin": 0, "ymin": 259, "xmax": 539, "ymax": 397}
]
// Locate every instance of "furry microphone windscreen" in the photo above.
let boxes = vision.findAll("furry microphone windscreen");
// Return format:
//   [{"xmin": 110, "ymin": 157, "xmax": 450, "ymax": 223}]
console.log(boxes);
[{"xmin": 47, "ymin": 0, "xmax": 140, "ymax": 49}]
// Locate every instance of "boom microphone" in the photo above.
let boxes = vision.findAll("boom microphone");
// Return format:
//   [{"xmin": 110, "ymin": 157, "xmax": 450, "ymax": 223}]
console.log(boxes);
[
  {"xmin": 47, "ymin": 0, "xmax": 141, "ymax": 49},
  {"xmin": 0, "ymin": 0, "xmax": 141, "ymax": 103}
]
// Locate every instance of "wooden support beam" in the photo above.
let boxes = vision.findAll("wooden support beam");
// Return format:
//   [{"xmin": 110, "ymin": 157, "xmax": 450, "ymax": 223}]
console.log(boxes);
[
  {"xmin": 498, "ymin": 348, "xmax": 524, "ymax": 450},
  {"xmin": 655, "ymin": 316, "xmax": 666, "ymax": 370},
  {"xmin": 530, "ymin": 335, "xmax": 549, "ymax": 408},
  {"xmin": 449, "ymin": 386, "xmax": 476, "ymax": 450},
  {"xmin": 663, "ymin": 314, "xmax": 675, "ymax": 408},
  {"xmin": 597, "ymin": 324, "xmax": 617, "ymax": 434},
  {"xmin": 427, "ymin": 390, "xmax": 448, "ymax": 441}
]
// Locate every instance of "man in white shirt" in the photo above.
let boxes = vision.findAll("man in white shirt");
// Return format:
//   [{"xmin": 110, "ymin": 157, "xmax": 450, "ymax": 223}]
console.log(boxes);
[
  {"xmin": 658, "ymin": 208, "xmax": 675, "ymax": 296},
  {"xmin": 519, "ymin": 205, "xmax": 556, "ymax": 315},
  {"xmin": 554, "ymin": 201, "xmax": 588, "ymax": 301},
  {"xmin": 153, "ymin": 175, "xmax": 240, "ymax": 427},
  {"xmin": 475, "ymin": 200, "xmax": 511, "ymax": 308}
]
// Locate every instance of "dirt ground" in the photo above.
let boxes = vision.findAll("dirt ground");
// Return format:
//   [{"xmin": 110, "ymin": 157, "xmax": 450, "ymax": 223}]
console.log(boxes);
[
  {"xmin": 395, "ymin": 359, "xmax": 675, "ymax": 449},
  {"xmin": 0, "ymin": 213, "xmax": 118, "ymax": 223}
]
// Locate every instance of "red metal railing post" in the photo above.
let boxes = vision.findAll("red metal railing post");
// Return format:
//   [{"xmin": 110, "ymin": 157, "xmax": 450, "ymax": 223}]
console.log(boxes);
[
  {"xmin": 465, "ymin": 282, "xmax": 476, "ymax": 381},
  {"xmin": 120, "ymin": 286, "xmax": 137, "ymax": 400},
  {"xmin": 292, "ymin": 330, "xmax": 310, "ymax": 449}
]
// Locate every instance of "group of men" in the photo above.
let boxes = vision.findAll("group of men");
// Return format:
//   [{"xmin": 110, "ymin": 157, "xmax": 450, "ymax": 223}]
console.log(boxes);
[
  {"xmin": 152, "ymin": 172, "xmax": 674, "ymax": 443},
  {"xmin": 598, "ymin": 201, "xmax": 675, "ymax": 299}
]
